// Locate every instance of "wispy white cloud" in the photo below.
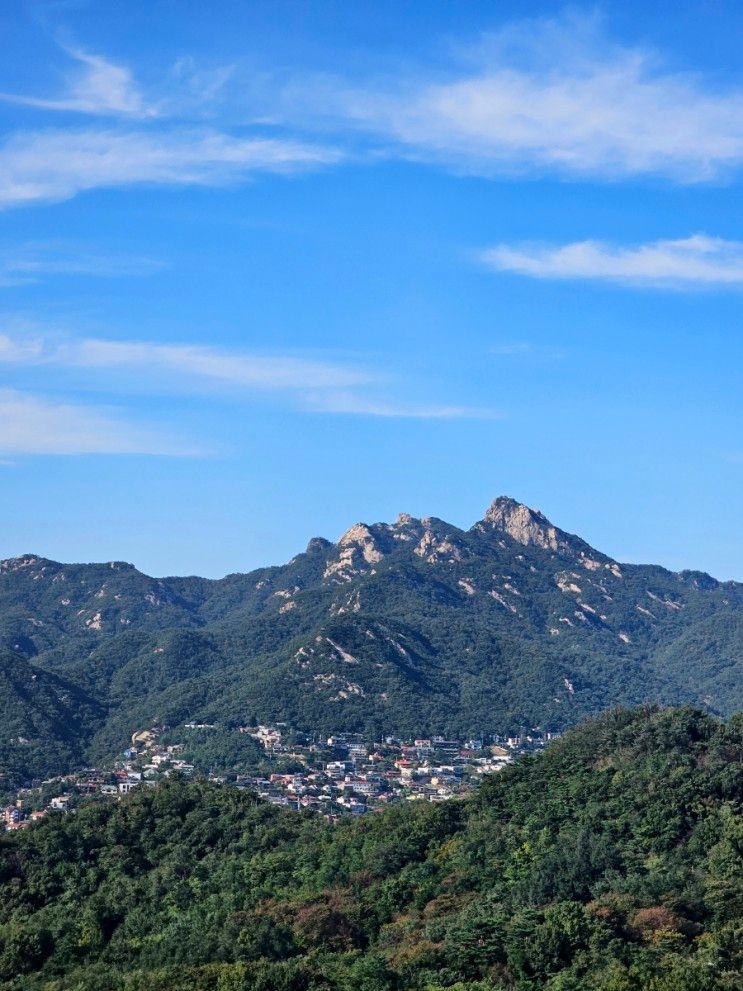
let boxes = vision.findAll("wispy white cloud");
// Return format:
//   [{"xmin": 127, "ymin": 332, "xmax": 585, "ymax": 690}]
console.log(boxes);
[
  {"xmin": 289, "ymin": 13, "xmax": 743, "ymax": 182},
  {"xmin": 0, "ymin": 333, "xmax": 373, "ymax": 390},
  {"xmin": 305, "ymin": 391, "xmax": 499, "ymax": 419},
  {"xmin": 3, "ymin": 15, "xmax": 743, "ymax": 195},
  {"xmin": 0, "ymin": 330, "xmax": 46, "ymax": 363},
  {"xmin": 0, "ymin": 330, "xmax": 492, "ymax": 420},
  {"xmin": 0, "ymin": 128, "xmax": 341, "ymax": 209},
  {"xmin": 0, "ymin": 41, "xmax": 239, "ymax": 120},
  {"xmin": 0, "ymin": 388, "xmax": 196, "ymax": 456},
  {"xmin": 0, "ymin": 241, "xmax": 163, "ymax": 286},
  {"xmin": 73, "ymin": 338, "xmax": 375, "ymax": 392},
  {"xmin": 3, "ymin": 13, "xmax": 740, "ymax": 212},
  {"xmin": 482, "ymin": 235, "xmax": 743, "ymax": 288},
  {"xmin": 0, "ymin": 45, "xmax": 153, "ymax": 118},
  {"xmin": 0, "ymin": 42, "xmax": 337, "ymax": 210},
  {"xmin": 169, "ymin": 57, "xmax": 236, "ymax": 109}
]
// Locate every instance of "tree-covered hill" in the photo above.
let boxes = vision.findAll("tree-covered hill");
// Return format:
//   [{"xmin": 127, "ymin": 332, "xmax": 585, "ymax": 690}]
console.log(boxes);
[
  {"xmin": 0, "ymin": 649, "xmax": 103, "ymax": 788},
  {"xmin": 0, "ymin": 497, "xmax": 741, "ymax": 772},
  {"xmin": 0, "ymin": 706, "xmax": 740, "ymax": 990}
]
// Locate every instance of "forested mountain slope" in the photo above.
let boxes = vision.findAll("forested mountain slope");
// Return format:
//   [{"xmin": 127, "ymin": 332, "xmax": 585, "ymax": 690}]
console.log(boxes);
[
  {"xmin": 0, "ymin": 707, "xmax": 740, "ymax": 990},
  {"xmin": 0, "ymin": 497, "xmax": 740, "ymax": 772},
  {"xmin": 0, "ymin": 649, "xmax": 103, "ymax": 787}
]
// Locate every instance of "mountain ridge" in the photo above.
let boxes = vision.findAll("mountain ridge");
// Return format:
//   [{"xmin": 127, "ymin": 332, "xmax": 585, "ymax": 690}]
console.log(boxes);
[
  {"xmin": 1, "ymin": 495, "xmax": 727, "ymax": 585},
  {"xmin": 0, "ymin": 496, "xmax": 740, "ymax": 782}
]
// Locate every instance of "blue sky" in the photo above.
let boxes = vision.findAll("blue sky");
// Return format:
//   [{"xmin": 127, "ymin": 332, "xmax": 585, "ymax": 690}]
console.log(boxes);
[{"xmin": 0, "ymin": 0, "xmax": 741, "ymax": 579}]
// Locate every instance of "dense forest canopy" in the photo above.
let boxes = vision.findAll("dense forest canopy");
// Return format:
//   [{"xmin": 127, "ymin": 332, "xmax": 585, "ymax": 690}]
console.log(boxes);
[{"xmin": 0, "ymin": 706, "xmax": 740, "ymax": 991}]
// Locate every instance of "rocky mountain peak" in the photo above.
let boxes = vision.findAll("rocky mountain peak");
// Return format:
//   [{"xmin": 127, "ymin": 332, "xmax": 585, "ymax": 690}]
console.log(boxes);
[
  {"xmin": 324, "ymin": 523, "xmax": 387, "ymax": 583},
  {"xmin": 479, "ymin": 497, "xmax": 572, "ymax": 553},
  {"xmin": 394, "ymin": 512, "xmax": 416, "ymax": 527},
  {"xmin": 306, "ymin": 537, "xmax": 332, "ymax": 554},
  {"xmin": 337, "ymin": 523, "xmax": 379, "ymax": 550}
]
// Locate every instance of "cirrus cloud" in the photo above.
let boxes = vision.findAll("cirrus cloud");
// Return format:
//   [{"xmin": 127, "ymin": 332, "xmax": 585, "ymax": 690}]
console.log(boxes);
[
  {"xmin": 0, "ymin": 44, "xmax": 154, "ymax": 118},
  {"xmin": 0, "ymin": 332, "xmax": 374, "ymax": 391},
  {"xmin": 0, "ymin": 329, "xmax": 495, "ymax": 425},
  {"xmin": 282, "ymin": 14, "xmax": 743, "ymax": 183},
  {"xmin": 0, "ymin": 388, "xmax": 198, "ymax": 456},
  {"xmin": 0, "ymin": 240, "xmax": 163, "ymax": 286},
  {"xmin": 481, "ymin": 235, "xmax": 743, "ymax": 288},
  {"xmin": 0, "ymin": 127, "xmax": 341, "ymax": 209}
]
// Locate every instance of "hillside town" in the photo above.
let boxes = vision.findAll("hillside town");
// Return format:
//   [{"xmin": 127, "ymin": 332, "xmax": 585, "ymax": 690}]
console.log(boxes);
[{"xmin": 2, "ymin": 722, "xmax": 559, "ymax": 830}]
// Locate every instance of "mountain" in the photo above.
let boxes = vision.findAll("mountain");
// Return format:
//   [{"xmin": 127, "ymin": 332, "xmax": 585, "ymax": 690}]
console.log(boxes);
[
  {"xmin": 0, "ymin": 497, "xmax": 740, "ymax": 772},
  {"xmin": 0, "ymin": 649, "xmax": 103, "ymax": 788},
  {"xmin": 1, "ymin": 706, "xmax": 740, "ymax": 990}
]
